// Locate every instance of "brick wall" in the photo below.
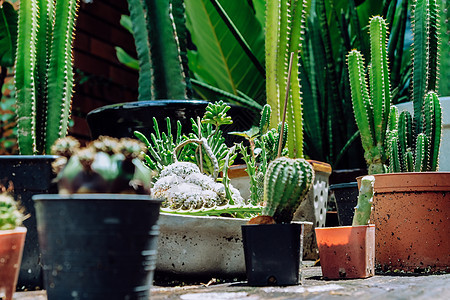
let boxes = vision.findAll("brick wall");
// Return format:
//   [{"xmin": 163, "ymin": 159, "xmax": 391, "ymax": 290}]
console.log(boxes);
[{"xmin": 71, "ymin": 0, "xmax": 139, "ymax": 141}]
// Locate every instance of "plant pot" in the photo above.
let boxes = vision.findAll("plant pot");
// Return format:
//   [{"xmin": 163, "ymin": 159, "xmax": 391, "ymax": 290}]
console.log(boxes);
[
  {"xmin": 33, "ymin": 194, "xmax": 162, "ymax": 300},
  {"xmin": 241, "ymin": 223, "xmax": 304, "ymax": 286},
  {"xmin": 293, "ymin": 160, "xmax": 332, "ymax": 260},
  {"xmin": 329, "ymin": 182, "xmax": 359, "ymax": 226},
  {"xmin": 86, "ymin": 99, "xmax": 257, "ymax": 148},
  {"xmin": 156, "ymin": 213, "xmax": 313, "ymax": 279},
  {"xmin": 361, "ymin": 172, "xmax": 450, "ymax": 273},
  {"xmin": 0, "ymin": 227, "xmax": 27, "ymax": 300},
  {"xmin": 0, "ymin": 155, "xmax": 58, "ymax": 289},
  {"xmin": 315, "ymin": 225, "xmax": 375, "ymax": 279}
]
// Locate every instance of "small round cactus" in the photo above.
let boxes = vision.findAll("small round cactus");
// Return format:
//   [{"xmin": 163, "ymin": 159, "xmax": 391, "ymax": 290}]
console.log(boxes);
[
  {"xmin": 262, "ymin": 157, "xmax": 314, "ymax": 223},
  {"xmin": 0, "ymin": 184, "xmax": 24, "ymax": 230}
]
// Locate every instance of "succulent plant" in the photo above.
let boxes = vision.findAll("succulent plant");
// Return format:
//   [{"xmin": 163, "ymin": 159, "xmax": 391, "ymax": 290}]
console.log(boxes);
[
  {"xmin": 347, "ymin": 16, "xmax": 391, "ymax": 175},
  {"xmin": 14, "ymin": 0, "xmax": 79, "ymax": 154},
  {"xmin": 352, "ymin": 176, "xmax": 375, "ymax": 226},
  {"xmin": 266, "ymin": 0, "xmax": 307, "ymax": 158},
  {"xmin": 52, "ymin": 136, "xmax": 152, "ymax": 194},
  {"xmin": 0, "ymin": 184, "xmax": 23, "ymax": 230},
  {"xmin": 262, "ymin": 157, "xmax": 314, "ymax": 224},
  {"xmin": 387, "ymin": 0, "xmax": 442, "ymax": 173}
]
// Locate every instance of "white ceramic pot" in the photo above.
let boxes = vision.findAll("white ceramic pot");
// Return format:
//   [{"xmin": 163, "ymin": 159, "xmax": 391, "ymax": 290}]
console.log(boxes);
[{"xmin": 155, "ymin": 213, "xmax": 312, "ymax": 277}]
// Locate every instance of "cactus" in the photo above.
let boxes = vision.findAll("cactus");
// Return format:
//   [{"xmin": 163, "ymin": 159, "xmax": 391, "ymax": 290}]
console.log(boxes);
[
  {"xmin": 14, "ymin": 0, "xmax": 79, "ymax": 155},
  {"xmin": 0, "ymin": 184, "xmax": 23, "ymax": 230},
  {"xmin": 387, "ymin": 0, "xmax": 443, "ymax": 173},
  {"xmin": 262, "ymin": 157, "xmax": 314, "ymax": 224},
  {"xmin": 52, "ymin": 136, "xmax": 152, "ymax": 194},
  {"xmin": 347, "ymin": 16, "xmax": 391, "ymax": 175},
  {"xmin": 352, "ymin": 175, "xmax": 375, "ymax": 226},
  {"xmin": 123, "ymin": 0, "xmax": 191, "ymax": 100},
  {"xmin": 266, "ymin": 0, "xmax": 307, "ymax": 158},
  {"xmin": 388, "ymin": 91, "xmax": 442, "ymax": 172}
]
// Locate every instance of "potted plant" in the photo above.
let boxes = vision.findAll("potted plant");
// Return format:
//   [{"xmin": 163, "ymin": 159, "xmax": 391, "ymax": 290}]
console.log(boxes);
[
  {"xmin": 316, "ymin": 176, "xmax": 375, "ymax": 279},
  {"xmin": 33, "ymin": 136, "xmax": 163, "ymax": 299},
  {"xmin": 0, "ymin": 0, "xmax": 79, "ymax": 288},
  {"xmin": 86, "ymin": 0, "xmax": 257, "ymax": 147},
  {"xmin": 241, "ymin": 155, "xmax": 314, "ymax": 286},
  {"xmin": 0, "ymin": 183, "xmax": 27, "ymax": 300},
  {"xmin": 349, "ymin": 1, "xmax": 449, "ymax": 273}
]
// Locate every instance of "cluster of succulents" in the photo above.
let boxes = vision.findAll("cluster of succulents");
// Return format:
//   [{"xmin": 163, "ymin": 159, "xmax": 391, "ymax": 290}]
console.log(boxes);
[
  {"xmin": 0, "ymin": 183, "xmax": 24, "ymax": 230},
  {"xmin": 51, "ymin": 136, "xmax": 152, "ymax": 194}
]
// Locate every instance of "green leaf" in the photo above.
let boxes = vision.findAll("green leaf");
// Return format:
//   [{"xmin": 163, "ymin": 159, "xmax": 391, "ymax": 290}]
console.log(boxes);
[
  {"xmin": 115, "ymin": 46, "xmax": 139, "ymax": 70},
  {"xmin": 185, "ymin": 0, "xmax": 265, "ymax": 104},
  {"xmin": 0, "ymin": 1, "xmax": 18, "ymax": 67},
  {"xmin": 119, "ymin": 14, "xmax": 133, "ymax": 35}
]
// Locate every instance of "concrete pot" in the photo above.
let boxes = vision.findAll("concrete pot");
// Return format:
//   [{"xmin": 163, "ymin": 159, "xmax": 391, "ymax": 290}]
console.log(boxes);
[
  {"xmin": 0, "ymin": 227, "xmax": 27, "ymax": 300},
  {"xmin": 156, "ymin": 213, "xmax": 313, "ymax": 278},
  {"xmin": 396, "ymin": 96, "xmax": 450, "ymax": 171},
  {"xmin": 363, "ymin": 173, "xmax": 450, "ymax": 273},
  {"xmin": 315, "ymin": 225, "xmax": 375, "ymax": 279}
]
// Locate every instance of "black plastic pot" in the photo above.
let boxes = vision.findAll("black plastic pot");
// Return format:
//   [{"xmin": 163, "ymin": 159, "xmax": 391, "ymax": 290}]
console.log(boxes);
[
  {"xmin": 0, "ymin": 155, "xmax": 58, "ymax": 289},
  {"xmin": 86, "ymin": 100, "xmax": 258, "ymax": 147},
  {"xmin": 241, "ymin": 224, "xmax": 303, "ymax": 286},
  {"xmin": 330, "ymin": 182, "xmax": 359, "ymax": 226},
  {"xmin": 33, "ymin": 194, "xmax": 162, "ymax": 300}
]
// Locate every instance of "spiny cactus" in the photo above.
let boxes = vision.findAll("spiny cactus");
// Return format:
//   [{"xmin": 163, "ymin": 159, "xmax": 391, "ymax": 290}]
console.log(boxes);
[
  {"xmin": 52, "ymin": 136, "xmax": 152, "ymax": 194},
  {"xmin": 0, "ymin": 184, "xmax": 23, "ymax": 230},
  {"xmin": 352, "ymin": 176, "xmax": 375, "ymax": 226},
  {"xmin": 15, "ymin": 0, "xmax": 79, "ymax": 155},
  {"xmin": 388, "ymin": 91, "xmax": 442, "ymax": 172},
  {"xmin": 387, "ymin": 0, "xmax": 443, "ymax": 173},
  {"xmin": 262, "ymin": 157, "xmax": 314, "ymax": 224},
  {"xmin": 266, "ymin": 0, "xmax": 307, "ymax": 158},
  {"xmin": 347, "ymin": 16, "xmax": 391, "ymax": 175},
  {"xmin": 124, "ymin": 0, "xmax": 191, "ymax": 100}
]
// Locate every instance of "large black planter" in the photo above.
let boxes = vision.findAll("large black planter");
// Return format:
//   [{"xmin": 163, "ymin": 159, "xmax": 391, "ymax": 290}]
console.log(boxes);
[
  {"xmin": 241, "ymin": 224, "xmax": 304, "ymax": 286},
  {"xmin": 33, "ymin": 194, "xmax": 163, "ymax": 300},
  {"xmin": 0, "ymin": 155, "xmax": 58, "ymax": 289},
  {"xmin": 330, "ymin": 182, "xmax": 359, "ymax": 226},
  {"xmin": 86, "ymin": 100, "xmax": 258, "ymax": 147}
]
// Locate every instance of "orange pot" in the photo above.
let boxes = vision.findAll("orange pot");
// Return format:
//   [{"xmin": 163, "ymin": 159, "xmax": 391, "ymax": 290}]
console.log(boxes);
[
  {"xmin": 0, "ymin": 227, "xmax": 27, "ymax": 300},
  {"xmin": 315, "ymin": 225, "xmax": 375, "ymax": 279},
  {"xmin": 360, "ymin": 173, "xmax": 450, "ymax": 273}
]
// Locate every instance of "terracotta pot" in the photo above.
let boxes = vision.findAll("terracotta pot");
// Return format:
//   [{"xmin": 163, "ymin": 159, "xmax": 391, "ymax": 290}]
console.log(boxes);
[
  {"xmin": 0, "ymin": 227, "xmax": 27, "ymax": 300},
  {"xmin": 359, "ymin": 172, "xmax": 450, "ymax": 273},
  {"xmin": 315, "ymin": 225, "xmax": 375, "ymax": 279}
]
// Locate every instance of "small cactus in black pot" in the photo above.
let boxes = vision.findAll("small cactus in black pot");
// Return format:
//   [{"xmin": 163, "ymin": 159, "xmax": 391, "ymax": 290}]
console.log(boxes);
[{"xmin": 51, "ymin": 136, "xmax": 152, "ymax": 194}]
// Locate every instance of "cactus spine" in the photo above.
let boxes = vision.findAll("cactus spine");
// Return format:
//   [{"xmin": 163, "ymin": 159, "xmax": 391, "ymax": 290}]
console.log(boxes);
[
  {"xmin": 347, "ymin": 16, "xmax": 391, "ymax": 175},
  {"xmin": 262, "ymin": 157, "xmax": 314, "ymax": 224},
  {"xmin": 15, "ymin": 0, "xmax": 79, "ymax": 155},
  {"xmin": 352, "ymin": 176, "xmax": 375, "ymax": 226},
  {"xmin": 388, "ymin": 0, "xmax": 442, "ymax": 173},
  {"xmin": 266, "ymin": 0, "xmax": 307, "ymax": 158}
]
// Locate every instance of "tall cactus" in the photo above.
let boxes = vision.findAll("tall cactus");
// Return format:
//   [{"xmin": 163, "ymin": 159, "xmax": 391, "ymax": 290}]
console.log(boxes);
[
  {"xmin": 352, "ymin": 175, "xmax": 375, "ymax": 226},
  {"xmin": 262, "ymin": 157, "xmax": 314, "ymax": 224},
  {"xmin": 125, "ymin": 0, "xmax": 191, "ymax": 101},
  {"xmin": 388, "ymin": 0, "xmax": 442, "ymax": 173},
  {"xmin": 266, "ymin": 0, "xmax": 307, "ymax": 158},
  {"xmin": 347, "ymin": 16, "xmax": 391, "ymax": 175},
  {"xmin": 15, "ymin": 0, "xmax": 79, "ymax": 155}
]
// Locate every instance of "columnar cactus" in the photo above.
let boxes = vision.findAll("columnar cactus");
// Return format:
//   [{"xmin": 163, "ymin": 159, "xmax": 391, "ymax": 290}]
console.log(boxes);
[
  {"xmin": 266, "ymin": 0, "xmax": 307, "ymax": 158},
  {"xmin": 262, "ymin": 157, "xmax": 314, "ymax": 224},
  {"xmin": 387, "ymin": 0, "xmax": 442, "ymax": 173},
  {"xmin": 388, "ymin": 91, "xmax": 442, "ymax": 172},
  {"xmin": 352, "ymin": 176, "xmax": 375, "ymax": 226},
  {"xmin": 347, "ymin": 16, "xmax": 391, "ymax": 174},
  {"xmin": 15, "ymin": 0, "xmax": 79, "ymax": 154}
]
